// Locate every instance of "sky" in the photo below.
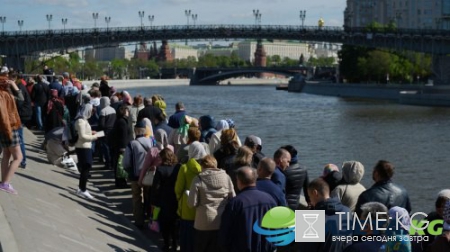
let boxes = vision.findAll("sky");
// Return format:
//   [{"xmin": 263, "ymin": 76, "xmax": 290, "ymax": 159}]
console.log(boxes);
[{"xmin": 1, "ymin": 0, "xmax": 346, "ymax": 32}]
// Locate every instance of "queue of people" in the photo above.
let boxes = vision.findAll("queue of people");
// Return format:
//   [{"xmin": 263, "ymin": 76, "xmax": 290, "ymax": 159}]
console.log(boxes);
[{"xmin": 0, "ymin": 66, "xmax": 449, "ymax": 252}]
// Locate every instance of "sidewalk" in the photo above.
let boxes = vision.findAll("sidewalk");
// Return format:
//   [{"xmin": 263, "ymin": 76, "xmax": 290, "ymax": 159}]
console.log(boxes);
[{"xmin": 0, "ymin": 128, "xmax": 160, "ymax": 252}]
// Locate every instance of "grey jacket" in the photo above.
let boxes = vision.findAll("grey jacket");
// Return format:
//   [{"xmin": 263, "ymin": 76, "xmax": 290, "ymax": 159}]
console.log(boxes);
[
  {"xmin": 123, "ymin": 136, "xmax": 153, "ymax": 181},
  {"xmin": 188, "ymin": 168, "xmax": 235, "ymax": 230}
]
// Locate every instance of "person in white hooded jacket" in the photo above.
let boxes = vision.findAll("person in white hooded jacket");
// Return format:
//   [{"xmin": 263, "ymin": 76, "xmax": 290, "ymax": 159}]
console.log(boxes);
[
  {"xmin": 331, "ymin": 160, "xmax": 366, "ymax": 211},
  {"xmin": 74, "ymin": 103, "xmax": 99, "ymax": 199}
]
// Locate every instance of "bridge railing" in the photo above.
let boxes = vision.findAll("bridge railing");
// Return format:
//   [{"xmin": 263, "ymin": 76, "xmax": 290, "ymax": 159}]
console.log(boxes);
[
  {"xmin": 0, "ymin": 24, "xmax": 346, "ymax": 36},
  {"xmin": 1, "ymin": 24, "xmax": 450, "ymax": 38}
]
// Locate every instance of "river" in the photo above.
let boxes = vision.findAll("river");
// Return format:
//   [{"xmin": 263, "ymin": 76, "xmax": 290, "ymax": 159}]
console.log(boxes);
[{"xmin": 126, "ymin": 84, "xmax": 450, "ymax": 213}]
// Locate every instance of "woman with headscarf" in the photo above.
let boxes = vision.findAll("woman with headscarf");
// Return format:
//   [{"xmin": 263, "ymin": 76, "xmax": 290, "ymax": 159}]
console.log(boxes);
[
  {"xmin": 98, "ymin": 96, "xmax": 116, "ymax": 170},
  {"xmin": 209, "ymin": 118, "xmax": 242, "ymax": 154},
  {"xmin": 45, "ymin": 89, "xmax": 65, "ymax": 133},
  {"xmin": 129, "ymin": 95, "xmax": 145, "ymax": 133},
  {"xmin": 175, "ymin": 141, "xmax": 207, "ymax": 252},
  {"xmin": 74, "ymin": 103, "xmax": 99, "ymax": 199},
  {"xmin": 142, "ymin": 118, "xmax": 156, "ymax": 145},
  {"xmin": 199, "ymin": 115, "xmax": 216, "ymax": 144},
  {"xmin": 0, "ymin": 69, "xmax": 23, "ymax": 194},
  {"xmin": 213, "ymin": 128, "xmax": 239, "ymax": 170}
]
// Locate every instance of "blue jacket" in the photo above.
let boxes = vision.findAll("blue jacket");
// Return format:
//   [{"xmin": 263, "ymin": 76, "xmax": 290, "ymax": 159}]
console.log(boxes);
[
  {"xmin": 271, "ymin": 167, "xmax": 286, "ymax": 193},
  {"xmin": 168, "ymin": 110, "xmax": 186, "ymax": 129},
  {"xmin": 219, "ymin": 186, "xmax": 276, "ymax": 252},
  {"xmin": 256, "ymin": 178, "xmax": 287, "ymax": 206}
]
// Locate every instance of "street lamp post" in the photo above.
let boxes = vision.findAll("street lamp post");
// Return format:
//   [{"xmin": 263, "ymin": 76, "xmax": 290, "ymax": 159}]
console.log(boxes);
[
  {"xmin": 299, "ymin": 10, "xmax": 306, "ymax": 27},
  {"xmin": 253, "ymin": 9, "xmax": 261, "ymax": 25},
  {"xmin": 138, "ymin": 11, "xmax": 145, "ymax": 27},
  {"xmin": 185, "ymin": 10, "xmax": 191, "ymax": 26},
  {"xmin": 185, "ymin": 10, "xmax": 191, "ymax": 45},
  {"xmin": 46, "ymin": 14, "xmax": 53, "ymax": 30},
  {"xmin": 18, "ymin": 20, "xmax": 23, "ymax": 32},
  {"xmin": 148, "ymin": 15, "xmax": 154, "ymax": 27},
  {"xmin": 105, "ymin": 16, "xmax": 111, "ymax": 30},
  {"xmin": 0, "ymin": 17, "xmax": 5, "ymax": 33},
  {"xmin": 191, "ymin": 14, "xmax": 198, "ymax": 26},
  {"xmin": 61, "ymin": 18, "xmax": 68, "ymax": 31},
  {"xmin": 92, "ymin": 12, "xmax": 99, "ymax": 28}
]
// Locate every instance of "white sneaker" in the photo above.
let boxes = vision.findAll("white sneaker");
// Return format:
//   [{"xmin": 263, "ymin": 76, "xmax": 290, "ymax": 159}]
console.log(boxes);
[{"xmin": 76, "ymin": 189, "xmax": 94, "ymax": 199}]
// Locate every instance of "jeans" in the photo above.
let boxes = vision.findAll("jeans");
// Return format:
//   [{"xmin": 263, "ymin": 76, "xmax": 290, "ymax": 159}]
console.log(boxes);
[
  {"xmin": 18, "ymin": 125, "xmax": 26, "ymax": 166},
  {"xmin": 35, "ymin": 106, "xmax": 43, "ymax": 130}
]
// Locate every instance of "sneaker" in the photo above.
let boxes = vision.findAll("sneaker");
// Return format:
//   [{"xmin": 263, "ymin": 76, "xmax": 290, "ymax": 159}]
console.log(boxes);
[
  {"xmin": 0, "ymin": 183, "xmax": 18, "ymax": 195},
  {"xmin": 76, "ymin": 189, "xmax": 94, "ymax": 199},
  {"xmin": 19, "ymin": 163, "xmax": 26, "ymax": 169}
]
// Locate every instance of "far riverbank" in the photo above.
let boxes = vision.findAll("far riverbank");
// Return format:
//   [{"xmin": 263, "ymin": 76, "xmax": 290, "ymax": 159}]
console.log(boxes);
[{"xmin": 82, "ymin": 77, "xmax": 289, "ymax": 89}]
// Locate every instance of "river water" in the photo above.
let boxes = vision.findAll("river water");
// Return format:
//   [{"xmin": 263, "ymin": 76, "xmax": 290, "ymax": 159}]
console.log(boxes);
[{"xmin": 128, "ymin": 84, "xmax": 450, "ymax": 213}]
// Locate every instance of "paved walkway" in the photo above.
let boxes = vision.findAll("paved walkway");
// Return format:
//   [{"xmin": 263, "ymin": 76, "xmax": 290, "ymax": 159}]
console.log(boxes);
[{"xmin": 0, "ymin": 128, "xmax": 160, "ymax": 252}]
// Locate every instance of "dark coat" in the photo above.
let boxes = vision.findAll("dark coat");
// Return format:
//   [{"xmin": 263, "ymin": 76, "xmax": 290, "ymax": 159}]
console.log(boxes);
[
  {"xmin": 151, "ymin": 164, "xmax": 180, "ymax": 223},
  {"xmin": 355, "ymin": 180, "xmax": 412, "ymax": 216},
  {"xmin": 137, "ymin": 105, "xmax": 163, "ymax": 126},
  {"xmin": 31, "ymin": 82, "xmax": 49, "ymax": 107},
  {"xmin": 110, "ymin": 116, "xmax": 132, "ymax": 149},
  {"xmin": 256, "ymin": 178, "xmax": 287, "ymax": 206},
  {"xmin": 284, "ymin": 162, "xmax": 310, "ymax": 210},
  {"xmin": 17, "ymin": 82, "xmax": 32, "ymax": 122},
  {"xmin": 300, "ymin": 197, "xmax": 352, "ymax": 252},
  {"xmin": 219, "ymin": 186, "xmax": 276, "ymax": 252},
  {"xmin": 99, "ymin": 80, "xmax": 110, "ymax": 97}
]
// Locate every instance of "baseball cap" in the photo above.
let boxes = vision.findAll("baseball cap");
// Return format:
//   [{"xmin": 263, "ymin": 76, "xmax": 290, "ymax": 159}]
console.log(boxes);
[
  {"xmin": 244, "ymin": 135, "xmax": 262, "ymax": 147},
  {"xmin": 0, "ymin": 66, "xmax": 9, "ymax": 74}
]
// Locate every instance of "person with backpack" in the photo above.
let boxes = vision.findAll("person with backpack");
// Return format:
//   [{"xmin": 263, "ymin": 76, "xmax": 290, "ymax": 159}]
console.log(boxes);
[
  {"xmin": 74, "ymin": 103, "xmax": 99, "ymax": 199},
  {"xmin": 123, "ymin": 120, "xmax": 153, "ymax": 228}
]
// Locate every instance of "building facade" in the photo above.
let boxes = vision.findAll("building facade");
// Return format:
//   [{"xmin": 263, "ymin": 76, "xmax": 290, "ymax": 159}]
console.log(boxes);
[
  {"xmin": 346, "ymin": 0, "xmax": 449, "ymax": 30},
  {"xmin": 237, "ymin": 40, "xmax": 310, "ymax": 63}
]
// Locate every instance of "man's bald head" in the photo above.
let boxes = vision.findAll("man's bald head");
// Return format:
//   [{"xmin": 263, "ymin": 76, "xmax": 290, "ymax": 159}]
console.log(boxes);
[
  {"xmin": 257, "ymin": 157, "xmax": 276, "ymax": 178},
  {"xmin": 236, "ymin": 166, "xmax": 257, "ymax": 190}
]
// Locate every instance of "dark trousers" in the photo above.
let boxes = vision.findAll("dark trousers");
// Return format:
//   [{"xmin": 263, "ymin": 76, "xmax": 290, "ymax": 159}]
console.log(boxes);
[
  {"xmin": 99, "ymin": 137, "xmax": 111, "ymax": 168},
  {"xmin": 195, "ymin": 229, "xmax": 220, "ymax": 252},
  {"xmin": 76, "ymin": 148, "xmax": 93, "ymax": 191},
  {"xmin": 160, "ymin": 219, "xmax": 178, "ymax": 248},
  {"xmin": 179, "ymin": 220, "xmax": 194, "ymax": 252}
]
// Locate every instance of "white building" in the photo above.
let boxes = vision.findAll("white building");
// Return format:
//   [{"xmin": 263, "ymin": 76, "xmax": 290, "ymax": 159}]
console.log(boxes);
[
  {"xmin": 237, "ymin": 40, "xmax": 310, "ymax": 63},
  {"xmin": 171, "ymin": 44, "xmax": 198, "ymax": 60},
  {"xmin": 197, "ymin": 43, "xmax": 238, "ymax": 57}
]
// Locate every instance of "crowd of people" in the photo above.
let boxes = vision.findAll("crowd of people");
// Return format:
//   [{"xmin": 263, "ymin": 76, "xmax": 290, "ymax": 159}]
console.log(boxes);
[{"xmin": 0, "ymin": 66, "xmax": 449, "ymax": 252}]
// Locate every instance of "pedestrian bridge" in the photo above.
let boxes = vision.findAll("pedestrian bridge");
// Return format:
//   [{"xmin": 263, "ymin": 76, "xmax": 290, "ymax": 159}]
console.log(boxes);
[{"xmin": 1, "ymin": 25, "xmax": 450, "ymax": 57}]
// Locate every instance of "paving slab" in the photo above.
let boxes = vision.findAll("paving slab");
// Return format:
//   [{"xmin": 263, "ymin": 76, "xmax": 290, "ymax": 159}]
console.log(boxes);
[{"xmin": 0, "ymin": 128, "xmax": 160, "ymax": 252}]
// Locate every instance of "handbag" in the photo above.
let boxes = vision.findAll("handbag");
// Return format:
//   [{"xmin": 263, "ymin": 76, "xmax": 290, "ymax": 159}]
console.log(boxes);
[{"xmin": 142, "ymin": 169, "xmax": 155, "ymax": 186}]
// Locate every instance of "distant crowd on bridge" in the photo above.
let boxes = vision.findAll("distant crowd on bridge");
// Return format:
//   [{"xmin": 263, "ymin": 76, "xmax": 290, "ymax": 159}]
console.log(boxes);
[{"xmin": 0, "ymin": 66, "xmax": 449, "ymax": 252}]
